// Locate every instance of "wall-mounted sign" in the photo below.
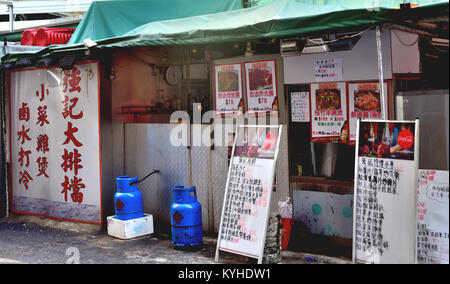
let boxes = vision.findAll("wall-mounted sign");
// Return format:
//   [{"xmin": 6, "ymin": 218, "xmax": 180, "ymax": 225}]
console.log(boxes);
[
  {"xmin": 310, "ymin": 82, "xmax": 347, "ymax": 143},
  {"xmin": 314, "ymin": 58, "xmax": 343, "ymax": 82},
  {"xmin": 290, "ymin": 91, "xmax": 310, "ymax": 122},
  {"xmin": 353, "ymin": 120, "xmax": 419, "ymax": 264},
  {"xmin": 244, "ymin": 60, "xmax": 278, "ymax": 115},
  {"xmin": 216, "ymin": 125, "xmax": 282, "ymax": 264},
  {"xmin": 9, "ymin": 61, "xmax": 102, "ymax": 225},
  {"xmin": 417, "ymin": 169, "xmax": 449, "ymax": 264},
  {"xmin": 214, "ymin": 63, "xmax": 244, "ymax": 117},
  {"xmin": 347, "ymin": 81, "xmax": 389, "ymax": 144}
]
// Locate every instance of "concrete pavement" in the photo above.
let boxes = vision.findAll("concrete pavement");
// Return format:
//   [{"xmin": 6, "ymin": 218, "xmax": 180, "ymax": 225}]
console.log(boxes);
[{"xmin": 0, "ymin": 214, "xmax": 351, "ymax": 264}]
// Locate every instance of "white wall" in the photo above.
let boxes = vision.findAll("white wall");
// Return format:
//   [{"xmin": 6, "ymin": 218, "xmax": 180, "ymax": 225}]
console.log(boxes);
[
  {"xmin": 391, "ymin": 29, "xmax": 420, "ymax": 74},
  {"xmin": 283, "ymin": 29, "xmax": 392, "ymax": 84}
]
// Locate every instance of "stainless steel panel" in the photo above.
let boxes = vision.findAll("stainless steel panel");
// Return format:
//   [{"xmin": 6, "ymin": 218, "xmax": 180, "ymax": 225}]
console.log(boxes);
[
  {"xmin": 396, "ymin": 90, "xmax": 449, "ymax": 170},
  {"xmin": 190, "ymin": 124, "xmax": 212, "ymax": 231},
  {"xmin": 273, "ymin": 125, "xmax": 290, "ymax": 210},
  {"xmin": 211, "ymin": 145, "xmax": 229, "ymax": 233},
  {"xmin": 124, "ymin": 123, "xmax": 190, "ymax": 232}
]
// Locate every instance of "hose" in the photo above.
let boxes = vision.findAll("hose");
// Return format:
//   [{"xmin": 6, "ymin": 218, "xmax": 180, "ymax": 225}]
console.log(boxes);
[{"xmin": 129, "ymin": 170, "xmax": 160, "ymax": 186}]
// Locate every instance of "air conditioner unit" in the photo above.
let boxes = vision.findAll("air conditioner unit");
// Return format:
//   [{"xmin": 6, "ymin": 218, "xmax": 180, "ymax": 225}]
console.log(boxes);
[
  {"xmin": 280, "ymin": 39, "xmax": 305, "ymax": 57},
  {"xmin": 302, "ymin": 44, "xmax": 329, "ymax": 54}
]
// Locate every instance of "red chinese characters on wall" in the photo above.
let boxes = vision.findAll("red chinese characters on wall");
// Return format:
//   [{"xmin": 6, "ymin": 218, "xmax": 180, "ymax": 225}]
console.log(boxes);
[
  {"xmin": 17, "ymin": 96, "xmax": 33, "ymax": 189},
  {"xmin": 34, "ymin": 83, "xmax": 51, "ymax": 184},
  {"xmin": 60, "ymin": 67, "xmax": 85, "ymax": 204}
]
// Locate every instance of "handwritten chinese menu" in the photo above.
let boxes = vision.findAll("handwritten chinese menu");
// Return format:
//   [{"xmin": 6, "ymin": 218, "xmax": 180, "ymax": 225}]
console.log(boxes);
[
  {"xmin": 417, "ymin": 170, "xmax": 449, "ymax": 264},
  {"xmin": 217, "ymin": 125, "xmax": 281, "ymax": 261},
  {"xmin": 353, "ymin": 120, "xmax": 418, "ymax": 264}
]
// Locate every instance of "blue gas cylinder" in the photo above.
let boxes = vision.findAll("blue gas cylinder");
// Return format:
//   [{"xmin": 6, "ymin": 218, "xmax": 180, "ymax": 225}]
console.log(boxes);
[
  {"xmin": 114, "ymin": 176, "xmax": 144, "ymax": 221},
  {"xmin": 170, "ymin": 186, "xmax": 203, "ymax": 247}
]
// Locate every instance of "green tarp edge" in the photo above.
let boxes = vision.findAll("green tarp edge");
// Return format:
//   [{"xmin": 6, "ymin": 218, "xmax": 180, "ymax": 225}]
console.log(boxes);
[
  {"xmin": 1, "ymin": 1, "xmax": 448, "ymax": 64},
  {"xmin": 67, "ymin": 0, "xmax": 244, "ymax": 45}
]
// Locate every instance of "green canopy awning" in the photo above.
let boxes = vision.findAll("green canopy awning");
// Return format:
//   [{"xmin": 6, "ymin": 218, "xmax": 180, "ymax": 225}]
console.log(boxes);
[
  {"xmin": 2, "ymin": 0, "xmax": 448, "ymax": 64},
  {"xmin": 250, "ymin": 0, "xmax": 447, "ymax": 9},
  {"xmin": 67, "ymin": 0, "xmax": 244, "ymax": 45}
]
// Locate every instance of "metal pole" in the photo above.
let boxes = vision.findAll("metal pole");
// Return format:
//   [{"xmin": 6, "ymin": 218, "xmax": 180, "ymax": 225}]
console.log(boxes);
[
  {"xmin": 376, "ymin": 25, "xmax": 386, "ymax": 120},
  {"xmin": 185, "ymin": 47, "xmax": 193, "ymax": 187},
  {"xmin": 7, "ymin": 3, "xmax": 14, "ymax": 32}
]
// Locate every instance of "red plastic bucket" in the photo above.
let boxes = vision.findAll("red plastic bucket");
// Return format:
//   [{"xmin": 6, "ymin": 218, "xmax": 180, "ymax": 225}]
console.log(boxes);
[{"xmin": 281, "ymin": 217, "xmax": 293, "ymax": 250}]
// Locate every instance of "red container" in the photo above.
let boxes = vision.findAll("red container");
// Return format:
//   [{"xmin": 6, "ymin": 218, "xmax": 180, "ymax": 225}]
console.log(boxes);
[
  {"xmin": 21, "ymin": 29, "xmax": 38, "ymax": 46},
  {"xmin": 281, "ymin": 217, "xmax": 293, "ymax": 250},
  {"xmin": 33, "ymin": 28, "xmax": 75, "ymax": 46}
]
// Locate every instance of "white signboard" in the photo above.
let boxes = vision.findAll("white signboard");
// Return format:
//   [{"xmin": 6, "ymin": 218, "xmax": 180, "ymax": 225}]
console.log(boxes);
[
  {"xmin": 291, "ymin": 91, "xmax": 310, "ymax": 122},
  {"xmin": 310, "ymin": 82, "xmax": 347, "ymax": 143},
  {"xmin": 216, "ymin": 125, "xmax": 282, "ymax": 263},
  {"xmin": 244, "ymin": 60, "xmax": 278, "ymax": 115},
  {"xmin": 10, "ymin": 61, "xmax": 102, "ymax": 224},
  {"xmin": 314, "ymin": 58, "xmax": 343, "ymax": 82},
  {"xmin": 214, "ymin": 63, "xmax": 243, "ymax": 116},
  {"xmin": 347, "ymin": 81, "xmax": 389, "ymax": 144},
  {"xmin": 353, "ymin": 120, "xmax": 419, "ymax": 264},
  {"xmin": 417, "ymin": 170, "xmax": 449, "ymax": 264}
]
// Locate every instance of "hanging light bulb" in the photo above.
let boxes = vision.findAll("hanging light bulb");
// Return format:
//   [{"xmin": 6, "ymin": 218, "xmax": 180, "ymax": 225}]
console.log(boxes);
[{"xmin": 109, "ymin": 67, "xmax": 116, "ymax": 80}]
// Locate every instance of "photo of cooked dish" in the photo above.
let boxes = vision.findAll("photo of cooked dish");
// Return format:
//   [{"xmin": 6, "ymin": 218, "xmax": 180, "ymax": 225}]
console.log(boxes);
[
  {"xmin": 248, "ymin": 68, "xmax": 273, "ymax": 91},
  {"xmin": 218, "ymin": 70, "xmax": 239, "ymax": 92},
  {"xmin": 354, "ymin": 90, "xmax": 381, "ymax": 111},
  {"xmin": 315, "ymin": 89, "xmax": 341, "ymax": 110}
]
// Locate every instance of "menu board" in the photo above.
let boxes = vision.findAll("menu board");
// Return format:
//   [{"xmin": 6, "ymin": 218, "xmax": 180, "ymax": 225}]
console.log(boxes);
[
  {"xmin": 348, "ymin": 82, "xmax": 389, "ymax": 144},
  {"xmin": 214, "ymin": 63, "xmax": 244, "ymax": 117},
  {"xmin": 291, "ymin": 91, "xmax": 310, "ymax": 122},
  {"xmin": 9, "ymin": 61, "xmax": 102, "ymax": 224},
  {"xmin": 417, "ymin": 170, "xmax": 449, "ymax": 264},
  {"xmin": 353, "ymin": 120, "xmax": 419, "ymax": 264},
  {"xmin": 310, "ymin": 82, "xmax": 347, "ymax": 143},
  {"xmin": 216, "ymin": 125, "xmax": 282, "ymax": 263},
  {"xmin": 314, "ymin": 58, "xmax": 343, "ymax": 82},
  {"xmin": 244, "ymin": 60, "xmax": 278, "ymax": 115}
]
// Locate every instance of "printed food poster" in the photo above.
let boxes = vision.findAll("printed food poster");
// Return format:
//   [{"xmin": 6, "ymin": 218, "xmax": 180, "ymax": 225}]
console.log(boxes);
[
  {"xmin": 417, "ymin": 170, "xmax": 449, "ymax": 264},
  {"xmin": 354, "ymin": 120, "xmax": 418, "ymax": 264},
  {"xmin": 310, "ymin": 82, "xmax": 347, "ymax": 143},
  {"xmin": 9, "ymin": 61, "xmax": 102, "ymax": 224},
  {"xmin": 215, "ymin": 63, "xmax": 243, "ymax": 116},
  {"xmin": 244, "ymin": 60, "xmax": 278, "ymax": 115},
  {"xmin": 348, "ymin": 82, "xmax": 388, "ymax": 144},
  {"xmin": 218, "ymin": 125, "xmax": 281, "ymax": 261}
]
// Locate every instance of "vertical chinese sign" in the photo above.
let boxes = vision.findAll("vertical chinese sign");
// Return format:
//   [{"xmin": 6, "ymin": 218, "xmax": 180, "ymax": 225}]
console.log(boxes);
[
  {"xmin": 353, "ymin": 120, "xmax": 419, "ymax": 264},
  {"xmin": 347, "ymin": 81, "xmax": 389, "ymax": 145},
  {"xmin": 310, "ymin": 82, "xmax": 347, "ymax": 142},
  {"xmin": 216, "ymin": 125, "xmax": 282, "ymax": 264},
  {"xmin": 416, "ymin": 170, "xmax": 449, "ymax": 264},
  {"xmin": 214, "ymin": 63, "xmax": 243, "ymax": 117},
  {"xmin": 10, "ymin": 61, "xmax": 102, "ymax": 225},
  {"xmin": 244, "ymin": 60, "xmax": 278, "ymax": 116}
]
